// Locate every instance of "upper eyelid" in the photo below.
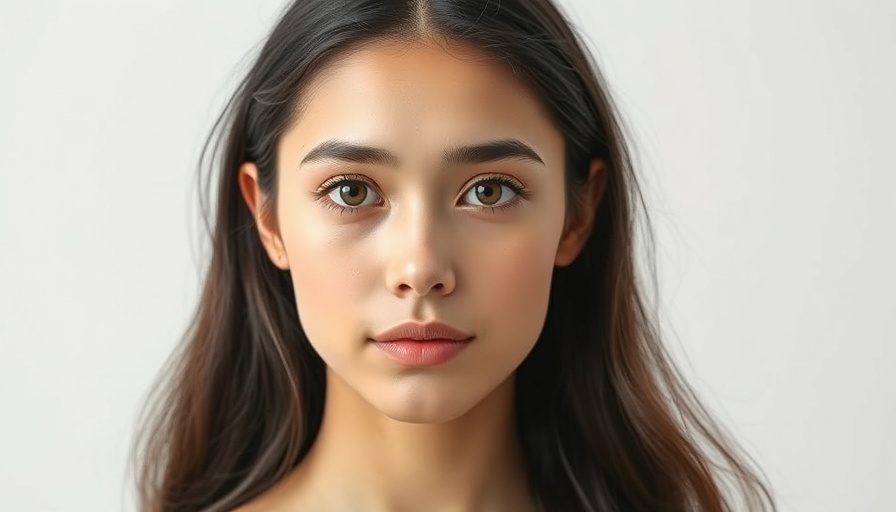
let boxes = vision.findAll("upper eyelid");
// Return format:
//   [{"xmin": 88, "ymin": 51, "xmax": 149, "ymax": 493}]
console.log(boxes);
[
  {"xmin": 467, "ymin": 175, "xmax": 527, "ymax": 194},
  {"xmin": 317, "ymin": 173, "xmax": 379, "ymax": 192}
]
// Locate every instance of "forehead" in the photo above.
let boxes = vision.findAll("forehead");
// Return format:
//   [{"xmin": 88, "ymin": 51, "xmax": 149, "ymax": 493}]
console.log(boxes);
[{"xmin": 283, "ymin": 38, "xmax": 563, "ymax": 160}]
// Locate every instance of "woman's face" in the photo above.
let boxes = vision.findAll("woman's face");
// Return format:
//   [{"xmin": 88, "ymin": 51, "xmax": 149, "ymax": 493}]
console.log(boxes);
[{"xmin": 243, "ymin": 38, "xmax": 591, "ymax": 424}]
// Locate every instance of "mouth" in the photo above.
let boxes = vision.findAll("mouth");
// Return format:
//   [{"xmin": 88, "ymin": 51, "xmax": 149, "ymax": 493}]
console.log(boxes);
[{"xmin": 370, "ymin": 321, "xmax": 475, "ymax": 367}]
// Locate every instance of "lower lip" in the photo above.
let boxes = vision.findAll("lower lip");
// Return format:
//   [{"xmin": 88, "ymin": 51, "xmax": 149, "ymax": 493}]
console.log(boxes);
[{"xmin": 372, "ymin": 338, "xmax": 473, "ymax": 367}]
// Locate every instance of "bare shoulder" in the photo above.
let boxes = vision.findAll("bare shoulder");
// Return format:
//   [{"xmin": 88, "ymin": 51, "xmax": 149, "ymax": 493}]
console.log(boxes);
[
  {"xmin": 228, "ymin": 470, "xmax": 311, "ymax": 512},
  {"xmin": 229, "ymin": 496, "xmax": 282, "ymax": 512},
  {"xmin": 229, "ymin": 491, "xmax": 290, "ymax": 512},
  {"xmin": 229, "ymin": 496, "xmax": 268, "ymax": 512}
]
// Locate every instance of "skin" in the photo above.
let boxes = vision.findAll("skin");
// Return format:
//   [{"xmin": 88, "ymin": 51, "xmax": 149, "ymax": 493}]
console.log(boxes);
[{"xmin": 238, "ymin": 37, "xmax": 604, "ymax": 512}]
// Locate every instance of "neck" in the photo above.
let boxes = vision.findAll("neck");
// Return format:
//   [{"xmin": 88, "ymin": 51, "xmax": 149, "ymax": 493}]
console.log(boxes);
[{"xmin": 282, "ymin": 370, "xmax": 533, "ymax": 512}]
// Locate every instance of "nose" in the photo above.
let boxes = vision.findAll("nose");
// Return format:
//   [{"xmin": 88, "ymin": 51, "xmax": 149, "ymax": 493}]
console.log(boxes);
[{"xmin": 384, "ymin": 202, "xmax": 456, "ymax": 298}]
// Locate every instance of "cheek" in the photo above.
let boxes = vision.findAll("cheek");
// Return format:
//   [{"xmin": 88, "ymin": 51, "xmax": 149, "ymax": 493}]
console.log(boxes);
[
  {"xmin": 460, "ymin": 219, "xmax": 561, "ymax": 336},
  {"xmin": 279, "ymin": 211, "xmax": 376, "ymax": 344}
]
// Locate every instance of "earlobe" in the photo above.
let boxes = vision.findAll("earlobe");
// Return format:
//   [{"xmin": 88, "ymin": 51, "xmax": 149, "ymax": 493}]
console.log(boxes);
[
  {"xmin": 238, "ymin": 162, "xmax": 289, "ymax": 270},
  {"xmin": 554, "ymin": 159, "xmax": 607, "ymax": 267}
]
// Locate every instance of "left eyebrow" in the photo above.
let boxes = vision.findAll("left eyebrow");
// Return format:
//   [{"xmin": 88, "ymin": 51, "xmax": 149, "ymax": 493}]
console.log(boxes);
[{"xmin": 443, "ymin": 139, "xmax": 545, "ymax": 166}]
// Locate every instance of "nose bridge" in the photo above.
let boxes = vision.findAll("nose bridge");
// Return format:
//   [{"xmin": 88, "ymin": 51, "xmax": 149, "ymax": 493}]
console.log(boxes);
[{"xmin": 385, "ymin": 196, "xmax": 455, "ymax": 296}]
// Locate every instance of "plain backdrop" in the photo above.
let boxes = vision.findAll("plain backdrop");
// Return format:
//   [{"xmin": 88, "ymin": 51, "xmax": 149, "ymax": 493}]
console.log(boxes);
[{"xmin": 1, "ymin": 0, "xmax": 893, "ymax": 510}]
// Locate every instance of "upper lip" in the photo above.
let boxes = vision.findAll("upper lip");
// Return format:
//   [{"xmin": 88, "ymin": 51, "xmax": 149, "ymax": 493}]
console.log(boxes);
[{"xmin": 371, "ymin": 321, "xmax": 474, "ymax": 342}]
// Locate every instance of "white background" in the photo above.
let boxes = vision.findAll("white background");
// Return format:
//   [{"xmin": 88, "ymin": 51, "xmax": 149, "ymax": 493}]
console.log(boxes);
[{"xmin": 1, "ymin": 0, "xmax": 893, "ymax": 510}]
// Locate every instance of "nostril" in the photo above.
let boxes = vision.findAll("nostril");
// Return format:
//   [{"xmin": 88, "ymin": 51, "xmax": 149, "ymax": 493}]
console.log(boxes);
[{"xmin": 396, "ymin": 282, "xmax": 445, "ymax": 295}]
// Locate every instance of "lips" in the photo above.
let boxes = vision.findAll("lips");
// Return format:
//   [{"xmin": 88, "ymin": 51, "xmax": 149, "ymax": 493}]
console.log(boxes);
[
  {"xmin": 370, "ymin": 321, "xmax": 474, "ymax": 367},
  {"xmin": 371, "ymin": 321, "xmax": 474, "ymax": 343}
]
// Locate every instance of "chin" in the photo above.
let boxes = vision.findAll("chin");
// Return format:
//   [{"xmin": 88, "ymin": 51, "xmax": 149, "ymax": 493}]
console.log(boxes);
[
  {"xmin": 381, "ymin": 407, "xmax": 468, "ymax": 425},
  {"xmin": 370, "ymin": 387, "xmax": 482, "ymax": 425}
]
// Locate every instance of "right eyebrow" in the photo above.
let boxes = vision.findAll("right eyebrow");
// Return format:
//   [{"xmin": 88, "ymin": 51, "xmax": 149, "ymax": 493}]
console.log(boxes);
[{"xmin": 299, "ymin": 140, "xmax": 400, "ymax": 167}]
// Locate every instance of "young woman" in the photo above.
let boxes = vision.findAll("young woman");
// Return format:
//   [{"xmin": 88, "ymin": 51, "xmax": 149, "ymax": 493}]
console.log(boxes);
[{"xmin": 134, "ymin": 0, "xmax": 776, "ymax": 510}]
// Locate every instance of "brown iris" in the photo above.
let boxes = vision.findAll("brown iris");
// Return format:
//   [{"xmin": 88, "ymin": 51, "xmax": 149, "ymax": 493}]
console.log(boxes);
[
  {"xmin": 474, "ymin": 182, "xmax": 501, "ymax": 205},
  {"xmin": 339, "ymin": 182, "xmax": 368, "ymax": 206}
]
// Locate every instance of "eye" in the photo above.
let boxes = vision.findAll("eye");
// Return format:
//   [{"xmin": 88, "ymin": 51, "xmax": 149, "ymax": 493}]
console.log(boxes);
[
  {"xmin": 324, "ymin": 179, "xmax": 382, "ymax": 209},
  {"xmin": 460, "ymin": 176, "xmax": 526, "ymax": 208}
]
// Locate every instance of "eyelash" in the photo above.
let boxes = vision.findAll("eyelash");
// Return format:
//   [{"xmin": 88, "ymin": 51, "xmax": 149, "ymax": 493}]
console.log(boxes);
[
  {"xmin": 464, "ymin": 175, "xmax": 532, "ymax": 213},
  {"xmin": 313, "ymin": 174, "xmax": 382, "ymax": 215},
  {"xmin": 312, "ymin": 173, "xmax": 531, "ymax": 215}
]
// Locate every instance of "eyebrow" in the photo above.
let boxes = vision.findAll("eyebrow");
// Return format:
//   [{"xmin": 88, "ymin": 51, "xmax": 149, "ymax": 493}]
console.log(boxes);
[{"xmin": 299, "ymin": 138, "xmax": 545, "ymax": 167}]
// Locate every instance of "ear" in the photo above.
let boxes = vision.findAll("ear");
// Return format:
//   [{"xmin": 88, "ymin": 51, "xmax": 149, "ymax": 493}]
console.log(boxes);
[
  {"xmin": 238, "ymin": 162, "xmax": 290, "ymax": 270},
  {"xmin": 554, "ymin": 158, "xmax": 607, "ymax": 267}
]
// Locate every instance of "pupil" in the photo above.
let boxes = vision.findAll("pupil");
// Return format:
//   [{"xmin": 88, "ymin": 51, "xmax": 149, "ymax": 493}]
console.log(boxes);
[
  {"xmin": 340, "ymin": 183, "xmax": 367, "ymax": 206},
  {"xmin": 476, "ymin": 183, "xmax": 500, "ymax": 205}
]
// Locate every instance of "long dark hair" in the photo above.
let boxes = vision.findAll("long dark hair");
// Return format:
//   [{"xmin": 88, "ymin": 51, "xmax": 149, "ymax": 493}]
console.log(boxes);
[{"xmin": 133, "ymin": 0, "xmax": 775, "ymax": 510}]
